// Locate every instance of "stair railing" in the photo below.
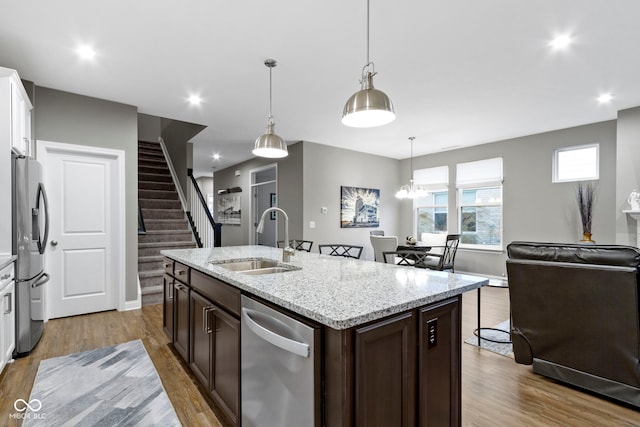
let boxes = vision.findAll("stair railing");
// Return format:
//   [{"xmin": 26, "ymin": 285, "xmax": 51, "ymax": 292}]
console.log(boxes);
[{"xmin": 187, "ymin": 169, "xmax": 222, "ymax": 247}]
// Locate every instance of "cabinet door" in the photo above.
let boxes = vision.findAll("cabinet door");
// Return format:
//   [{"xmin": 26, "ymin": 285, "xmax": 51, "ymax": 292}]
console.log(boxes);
[
  {"xmin": 418, "ymin": 297, "xmax": 461, "ymax": 427},
  {"xmin": 10, "ymin": 81, "xmax": 30, "ymax": 156},
  {"xmin": 173, "ymin": 282, "xmax": 190, "ymax": 362},
  {"xmin": 190, "ymin": 291, "xmax": 213, "ymax": 388},
  {"xmin": 163, "ymin": 274, "xmax": 174, "ymax": 340},
  {"xmin": 211, "ymin": 306, "xmax": 240, "ymax": 425},
  {"xmin": 1, "ymin": 280, "xmax": 15, "ymax": 373},
  {"xmin": 354, "ymin": 312, "xmax": 416, "ymax": 427}
]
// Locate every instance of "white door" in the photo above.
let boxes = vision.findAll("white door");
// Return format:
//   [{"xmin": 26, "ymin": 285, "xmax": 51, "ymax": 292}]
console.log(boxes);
[{"xmin": 38, "ymin": 141, "xmax": 124, "ymax": 319}]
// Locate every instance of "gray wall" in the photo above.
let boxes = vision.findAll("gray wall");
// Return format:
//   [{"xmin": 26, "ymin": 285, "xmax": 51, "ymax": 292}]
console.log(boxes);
[
  {"xmin": 302, "ymin": 141, "xmax": 401, "ymax": 261},
  {"xmin": 616, "ymin": 107, "xmax": 640, "ymax": 246},
  {"xmin": 34, "ymin": 86, "xmax": 139, "ymax": 301},
  {"xmin": 400, "ymin": 120, "xmax": 617, "ymax": 277},
  {"xmin": 214, "ymin": 142, "xmax": 303, "ymax": 246}
]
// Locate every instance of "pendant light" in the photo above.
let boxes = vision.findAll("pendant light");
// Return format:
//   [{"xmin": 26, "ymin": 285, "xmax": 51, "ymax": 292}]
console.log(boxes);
[
  {"xmin": 396, "ymin": 137, "xmax": 427, "ymax": 199},
  {"xmin": 342, "ymin": 0, "xmax": 395, "ymax": 128},
  {"xmin": 253, "ymin": 59, "xmax": 288, "ymax": 158}
]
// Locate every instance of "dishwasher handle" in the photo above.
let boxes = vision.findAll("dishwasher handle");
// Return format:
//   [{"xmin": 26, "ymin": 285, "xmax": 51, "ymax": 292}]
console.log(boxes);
[{"xmin": 242, "ymin": 307, "xmax": 310, "ymax": 358}]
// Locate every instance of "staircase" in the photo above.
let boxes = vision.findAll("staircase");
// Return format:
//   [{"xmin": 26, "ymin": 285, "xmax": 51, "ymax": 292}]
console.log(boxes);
[{"xmin": 138, "ymin": 140, "xmax": 196, "ymax": 306}]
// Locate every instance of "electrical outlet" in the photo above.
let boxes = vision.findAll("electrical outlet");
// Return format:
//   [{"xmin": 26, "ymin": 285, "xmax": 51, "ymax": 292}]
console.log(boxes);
[{"xmin": 427, "ymin": 318, "xmax": 438, "ymax": 348}]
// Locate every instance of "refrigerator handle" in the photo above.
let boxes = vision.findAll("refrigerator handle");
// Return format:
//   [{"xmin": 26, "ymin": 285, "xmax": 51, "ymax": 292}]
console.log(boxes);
[
  {"xmin": 36, "ymin": 183, "xmax": 50, "ymax": 254},
  {"xmin": 31, "ymin": 272, "xmax": 50, "ymax": 288}
]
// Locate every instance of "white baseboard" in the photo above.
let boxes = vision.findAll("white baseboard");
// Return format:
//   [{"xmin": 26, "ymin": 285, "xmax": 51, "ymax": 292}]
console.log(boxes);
[{"xmin": 121, "ymin": 277, "xmax": 142, "ymax": 311}]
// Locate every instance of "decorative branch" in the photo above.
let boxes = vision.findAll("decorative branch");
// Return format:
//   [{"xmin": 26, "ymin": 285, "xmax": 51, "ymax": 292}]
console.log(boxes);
[{"xmin": 576, "ymin": 181, "xmax": 596, "ymax": 234}]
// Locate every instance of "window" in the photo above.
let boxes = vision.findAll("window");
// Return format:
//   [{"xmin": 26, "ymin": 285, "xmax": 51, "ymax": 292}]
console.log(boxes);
[
  {"xmin": 553, "ymin": 144, "xmax": 599, "ymax": 183},
  {"xmin": 456, "ymin": 158, "xmax": 503, "ymax": 250},
  {"xmin": 416, "ymin": 191, "xmax": 448, "ymax": 234},
  {"xmin": 414, "ymin": 166, "xmax": 448, "ymax": 236}
]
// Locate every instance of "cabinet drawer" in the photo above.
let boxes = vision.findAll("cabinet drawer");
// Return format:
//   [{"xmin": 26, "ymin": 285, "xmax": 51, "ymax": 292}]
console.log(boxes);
[
  {"xmin": 174, "ymin": 262, "xmax": 190, "ymax": 284},
  {"xmin": 191, "ymin": 270, "xmax": 240, "ymax": 317},
  {"xmin": 163, "ymin": 258, "xmax": 174, "ymax": 276}
]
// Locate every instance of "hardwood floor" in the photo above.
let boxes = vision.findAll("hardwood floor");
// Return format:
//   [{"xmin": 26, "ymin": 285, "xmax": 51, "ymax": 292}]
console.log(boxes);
[{"xmin": 0, "ymin": 287, "xmax": 638, "ymax": 426}]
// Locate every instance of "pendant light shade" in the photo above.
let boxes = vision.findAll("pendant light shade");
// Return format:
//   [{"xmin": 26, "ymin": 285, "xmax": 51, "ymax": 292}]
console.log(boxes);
[
  {"xmin": 396, "ymin": 137, "xmax": 428, "ymax": 199},
  {"xmin": 253, "ymin": 59, "xmax": 288, "ymax": 158},
  {"xmin": 342, "ymin": 0, "xmax": 395, "ymax": 128}
]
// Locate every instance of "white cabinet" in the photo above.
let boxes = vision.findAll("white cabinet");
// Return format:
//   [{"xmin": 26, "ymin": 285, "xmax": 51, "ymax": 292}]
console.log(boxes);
[
  {"xmin": 11, "ymin": 79, "xmax": 32, "ymax": 156},
  {"xmin": 0, "ymin": 262, "xmax": 16, "ymax": 374}
]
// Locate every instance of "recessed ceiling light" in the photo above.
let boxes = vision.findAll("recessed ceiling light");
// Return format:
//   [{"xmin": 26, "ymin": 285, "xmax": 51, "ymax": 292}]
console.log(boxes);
[
  {"xmin": 76, "ymin": 44, "xmax": 96, "ymax": 60},
  {"xmin": 188, "ymin": 95, "xmax": 202, "ymax": 106},
  {"xmin": 597, "ymin": 93, "xmax": 613, "ymax": 104},
  {"xmin": 212, "ymin": 153, "xmax": 220, "ymax": 160},
  {"xmin": 549, "ymin": 34, "xmax": 573, "ymax": 50}
]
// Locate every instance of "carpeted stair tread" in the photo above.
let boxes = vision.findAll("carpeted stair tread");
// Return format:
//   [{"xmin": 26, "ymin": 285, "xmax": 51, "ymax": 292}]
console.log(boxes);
[
  {"xmin": 139, "ymin": 172, "xmax": 173, "ymax": 183},
  {"xmin": 139, "ymin": 269, "xmax": 164, "ymax": 279},
  {"xmin": 141, "ymin": 208, "xmax": 187, "ymax": 219},
  {"xmin": 138, "ymin": 189, "xmax": 179, "ymax": 200},
  {"xmin": 138, "ymin": 241, "xmax": 196, "ymax": 249},
  {"xmin": 138, "ymin": 181, "xmax": 176, "ymax": 191}
]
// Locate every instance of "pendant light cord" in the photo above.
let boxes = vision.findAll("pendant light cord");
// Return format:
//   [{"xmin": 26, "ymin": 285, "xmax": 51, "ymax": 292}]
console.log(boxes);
[
  {"xmin": 269, "ymin": 65, "xmax": 273, "ymax": 122},
  {"xmin": 366, "ymin": 0, "xmax": 370, "ymax": 65},
  {"xmin": 409, "ymin": 137, "xmax": 415, "ymax": 182}
]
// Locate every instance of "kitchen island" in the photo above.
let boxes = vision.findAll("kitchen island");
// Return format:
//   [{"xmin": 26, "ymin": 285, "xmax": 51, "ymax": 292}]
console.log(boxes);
[{"xmin": 162, "ymin": 246, "xmax": 488, "ymax": 427}]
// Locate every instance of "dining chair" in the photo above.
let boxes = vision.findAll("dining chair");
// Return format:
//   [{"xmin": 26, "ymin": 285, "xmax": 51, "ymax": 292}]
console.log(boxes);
[
  {"xmin": 369, "ymin": 230, "xmax": 385, "ymax": 236},
  {"xmin": 318, "ymin": 244, "xmax": 364, "ymax": 259},
  {"xmin": 277, "ymin": 239, "xmax": 313, "ymax": 252},
  {"xmin": 382, "ymin": 250, "xmax": 429, "ymax": 267},
  {"xmin": 421, "ymin": 234, "xmax": 461, "ymax": 272},
  {"xmin": 370, "ymin": 235, "xmax": 398, "ymax": 262}
]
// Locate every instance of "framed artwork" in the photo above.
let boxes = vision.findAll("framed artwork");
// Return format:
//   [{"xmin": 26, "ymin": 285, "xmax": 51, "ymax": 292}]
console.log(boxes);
[
  {"xmin": 340, "ymin": 186, "xmax": 380, "ymax": 228},
  {"xmin": 270, "ymin": 193, "xmax": 276, "ymax": 220},
  {"xmin": 217, "ymin": 194, "xmax": 241, "ymax": 224}
]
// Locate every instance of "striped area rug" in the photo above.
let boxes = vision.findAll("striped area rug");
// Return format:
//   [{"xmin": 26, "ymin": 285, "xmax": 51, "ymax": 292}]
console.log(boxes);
[{"xmin": 23, "ymin": 340, "xmax": 180, "ymax": 426}]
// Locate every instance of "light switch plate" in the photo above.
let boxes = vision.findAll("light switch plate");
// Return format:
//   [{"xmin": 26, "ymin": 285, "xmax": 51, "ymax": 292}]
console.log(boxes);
[{"xmin": 309, "ymin": 221, "xmax": 316, "ymax": 229}]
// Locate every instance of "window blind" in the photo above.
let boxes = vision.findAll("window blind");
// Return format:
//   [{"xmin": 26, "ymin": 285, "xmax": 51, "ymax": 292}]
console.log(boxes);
[
  {"xmin": 456, "ymin": 157, "xmax": 503, "ymax": 188},
  {"xmin": 413, "ymin": 166, "xmax": 448, "ymax": 191}
]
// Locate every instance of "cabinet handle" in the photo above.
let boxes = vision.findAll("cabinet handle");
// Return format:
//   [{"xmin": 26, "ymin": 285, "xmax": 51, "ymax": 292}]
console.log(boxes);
[
  {"xmin": 174, "ymin": 283, "xmax": 186, "ymax": 292},
  {"xmin": 168, "ymin": 281, "xmax": 174, "ymax": 299},
  {"xmin": 204, "ymin": 306, "xmax": 216, "ymax": 334},
  {"xmin": 163, "ymin": 263, "xmax": 171, "ymax": 269},
  {"xmin": 175, "ymin": 269, "xmax": 186, "ymax": 276},
  {"xmin": 3, "ymin": 293, "xmax": 11, "ymax": 315},
  {"xmin": 1, "ymin": 273, "xmax": 12, "ymax": 281}
]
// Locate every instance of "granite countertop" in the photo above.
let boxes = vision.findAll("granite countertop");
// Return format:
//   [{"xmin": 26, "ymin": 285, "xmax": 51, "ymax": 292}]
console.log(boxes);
[
  {"xmin": 161, "ymin": 246, "xmax": 488, "ymax": 330},
  {"xmin": 0, "ymin": 255, "xmax": 17, "ymax": 272}
]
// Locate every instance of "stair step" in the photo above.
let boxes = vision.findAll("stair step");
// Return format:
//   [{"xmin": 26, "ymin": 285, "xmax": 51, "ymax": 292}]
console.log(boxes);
[
  {"xmin": 139, "ymin": 157, "xmax": 167, "ymax": 167},
  {"xmin": 139, "ymin": 181, "xmax": 176, "ymax": 191},
  {"xmin": 139, "ymin": 165, "xmax": 170, "ymax": 175},
  {"xmin": 139, "ymin": 141, "xmax": 162, "ymax": 149},
  {"xmin": 138, "ymin": 241, "xmax": 197, "ymax": 257},
  {"xmin": 141, "ymin": 208, "xmax": 186, "ymax": 219},
  {"xmin": 144, "ymin": 219, "xmax": 189, "ymax": 230},
  {"xmin": 138, "ymin": 189, "xmax": 179, "ymax": 200},
  {"xmin": 139, "ymin": 198, "xmax": 182, "ymax": 210},
  {"xmin": 140, "ymin": 283, "xmax": 163, "ymax": 306},
  {"xmin": 139, "ymin": 269, "xmax": 164, "ymax": 280},
  {"xmin": 139, "ymin": 230, "xmax": 194, "ymax": 244},
  {"xmin": 138, "ymin": 256, "xmax": 163, "ymax": 272},
  {"xmin": 139, "ymin": 172, "xmax": 173, "ymax": 183}
]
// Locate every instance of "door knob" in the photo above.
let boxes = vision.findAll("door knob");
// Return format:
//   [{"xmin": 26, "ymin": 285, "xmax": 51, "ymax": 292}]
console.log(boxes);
[{"xmin": 51, "ymin": 240, "xmax": 58, "ymax": 246}]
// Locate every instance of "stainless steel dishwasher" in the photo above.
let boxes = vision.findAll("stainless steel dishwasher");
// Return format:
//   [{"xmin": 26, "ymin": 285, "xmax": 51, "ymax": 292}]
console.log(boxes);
[{"xmin": 241, "ymin": 295, "xmax": 320, "ymax": 427}]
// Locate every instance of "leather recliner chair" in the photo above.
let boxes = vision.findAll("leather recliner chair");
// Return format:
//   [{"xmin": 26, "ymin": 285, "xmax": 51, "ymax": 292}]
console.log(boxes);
[{"xmin": 506, "ymin": 241, "xmax": 640, "ymax": 408}]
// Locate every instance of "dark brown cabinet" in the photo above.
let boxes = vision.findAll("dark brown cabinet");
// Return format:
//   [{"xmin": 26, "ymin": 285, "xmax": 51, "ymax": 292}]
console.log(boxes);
[
  {"xmin": 354, "ymin": 312, "xmax": 416, "ymax": 427},
  {"xmin": 325, "ymin": 296, "xmax": 462, "ymax": 427},
  {"xmin": 162, "ymin": 274, "xmax": 174, "ymax": 340},
  {"xmin": 173, "ymin": 281, "xmax": 190, "ymax": 362},
  {"xmin": 418, "ymin": 297, "xmax": 461, "ymax": 427},
  {"xmin": 176, "ymin": 268, "xmax": 240, "ymax": 426}
]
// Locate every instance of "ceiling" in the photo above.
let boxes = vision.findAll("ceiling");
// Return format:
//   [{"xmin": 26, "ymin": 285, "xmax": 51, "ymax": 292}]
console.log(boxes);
[{"xmin": 2, "ymin": 1, "xmax": 639, "ymax": 176}]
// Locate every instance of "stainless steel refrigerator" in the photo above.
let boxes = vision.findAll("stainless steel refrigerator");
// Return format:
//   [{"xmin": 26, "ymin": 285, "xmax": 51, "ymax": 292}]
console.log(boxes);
[{"xmin": 11, "ymin": 154, "xmax": 50, "ymax": 356}]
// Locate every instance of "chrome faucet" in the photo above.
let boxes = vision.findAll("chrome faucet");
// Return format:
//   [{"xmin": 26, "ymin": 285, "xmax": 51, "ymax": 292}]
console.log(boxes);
[{"xmin": 256, "ymin": 207, "xmax": 295, "ymax": 262}]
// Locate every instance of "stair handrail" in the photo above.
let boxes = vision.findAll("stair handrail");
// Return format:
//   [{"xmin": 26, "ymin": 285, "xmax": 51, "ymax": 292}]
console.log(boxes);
[
  {"xmin": 157, "ymin": 137, "xmax": 189, "ymax": 214},
  {"xmin": 188, "ymin": 168, "xmax": 222, "ymax": 247}
]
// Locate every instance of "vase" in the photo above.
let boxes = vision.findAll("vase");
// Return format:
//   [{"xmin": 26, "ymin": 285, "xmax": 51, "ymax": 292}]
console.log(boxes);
[{"xmin": 580, "ymin": 232, "xmax": 595, "ymax": 244}]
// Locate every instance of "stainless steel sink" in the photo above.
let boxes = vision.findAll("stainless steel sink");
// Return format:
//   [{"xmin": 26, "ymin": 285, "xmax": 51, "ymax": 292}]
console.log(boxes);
[{"xmin": 212, "ymin": 259, "xmax": 300, "ymax": 275}]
